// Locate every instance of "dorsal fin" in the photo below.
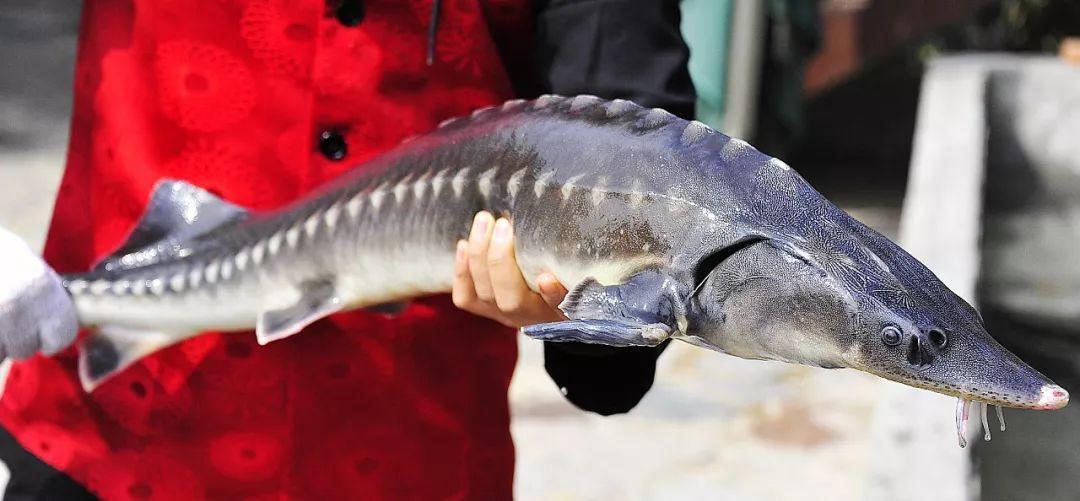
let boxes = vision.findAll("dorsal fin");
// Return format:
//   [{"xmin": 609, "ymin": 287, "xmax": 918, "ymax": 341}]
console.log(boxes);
[{"xmin": 93, "ymin": 180, "xmax": 249, "ymax": 273}]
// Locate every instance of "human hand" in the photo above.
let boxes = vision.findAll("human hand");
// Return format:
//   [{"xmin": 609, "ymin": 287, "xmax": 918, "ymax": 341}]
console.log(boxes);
[
  {"xmin": 452, "ymin": 212, "xmax": 569, "ymax": 328},
  {"xmin": 0, "ymin": 227, "xmax": 79, "ymax": 359}
]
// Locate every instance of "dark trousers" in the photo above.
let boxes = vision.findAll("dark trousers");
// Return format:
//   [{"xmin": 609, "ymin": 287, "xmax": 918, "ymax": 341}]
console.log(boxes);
[{"xmin": 0, "ymin": 427, "xmax": 95, "ymax": 501}]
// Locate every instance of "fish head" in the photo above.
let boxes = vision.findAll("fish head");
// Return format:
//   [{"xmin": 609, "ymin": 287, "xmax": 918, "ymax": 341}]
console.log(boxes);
[
  {"xmin": 846, "ymin": 292, "xmax": 1068, "ymax": 410},
  {"xmin": 686, "ymin": 231, "xmax": 1067, "ymax": 410},
  {"xmin": 836, "ymin": 224, "xmax": 1069, "ymax": 411}
]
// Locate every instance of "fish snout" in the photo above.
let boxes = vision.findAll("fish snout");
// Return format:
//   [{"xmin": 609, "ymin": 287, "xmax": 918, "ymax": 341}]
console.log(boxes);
[
  {"xmin": 955, "ymin": 334, "xmax": 1068, "ymax": 410},
  {"xmin": 1036, "ymin": 384, "xmax": 1070, "ymax": 410},
  {"xmin": 857, "ymin": 320, "xmax": 1070, "ymax": 410}
]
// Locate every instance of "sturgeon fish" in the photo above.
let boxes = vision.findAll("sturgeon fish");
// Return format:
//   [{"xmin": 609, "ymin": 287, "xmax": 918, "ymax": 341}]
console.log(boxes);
[{"xmin": 62, "ymin": 95, "xmax": 1067, "ymax": 446}]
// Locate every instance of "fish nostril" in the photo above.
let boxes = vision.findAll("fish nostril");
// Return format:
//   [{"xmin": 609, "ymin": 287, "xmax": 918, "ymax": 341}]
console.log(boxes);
[
  {"xmin": 928, "ymin": 329, "xmax": 947, "ymax": 348},
  {"xmin": 907, "ymin": 335, "xmax": 922, "ymax": 366}
]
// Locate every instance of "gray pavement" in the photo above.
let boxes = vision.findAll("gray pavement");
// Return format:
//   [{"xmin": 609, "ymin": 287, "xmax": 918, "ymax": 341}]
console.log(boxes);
[{"xmin": 0, "ymin": 0, "xmax": 76, "ymax": 249}]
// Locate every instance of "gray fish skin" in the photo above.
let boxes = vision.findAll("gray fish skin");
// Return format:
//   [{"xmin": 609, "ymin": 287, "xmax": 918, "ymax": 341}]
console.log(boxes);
[{"xmin": 60, "ymin": 95, "xmax": 1068, "ymax": 411}]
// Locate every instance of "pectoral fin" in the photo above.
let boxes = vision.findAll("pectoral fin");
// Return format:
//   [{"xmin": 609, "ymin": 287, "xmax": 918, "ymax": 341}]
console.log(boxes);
[
  {"xmin": 256, "ymin": 279, "xmax": 342, "ymax": 345},
  {"xmin": 521, "ymin": 270, "xmax": 686, "ymax": 347},
  {"xmin": 522, "ymin": 318, "xmax": 672, "ymax": 347}
]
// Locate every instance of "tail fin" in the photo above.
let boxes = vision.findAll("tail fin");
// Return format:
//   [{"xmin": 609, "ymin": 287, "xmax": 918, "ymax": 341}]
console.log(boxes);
[{"xmin": 77, "ymin": 326, "xmax": 188, "ymax": 392}]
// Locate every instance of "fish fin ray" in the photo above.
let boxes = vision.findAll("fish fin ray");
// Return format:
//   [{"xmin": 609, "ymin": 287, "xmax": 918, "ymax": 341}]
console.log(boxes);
[
  {"xmin": 77, "ymin": 326, "xmax": 190, "ymax": 392},
  {"xmin": 92, "ymin": 179, "xmax": 250, "ymax": 273},
  {"xmin": 522, "ymin": 319, "xmax": 671, "ymax": 347},
  {"xmin": 558, "ymin": 277, "xmax": 606, "ymax": 318},
  {"xmin": 529, "ymin": 270, "xmax": 686, "ymax": 346},
  {"xmin": 559, "ymin": 270, "xmax": 685, "ymax": 325},
  {"xmin": 256, "ymin": 279, "xmax": 342, "ymax": 345}
]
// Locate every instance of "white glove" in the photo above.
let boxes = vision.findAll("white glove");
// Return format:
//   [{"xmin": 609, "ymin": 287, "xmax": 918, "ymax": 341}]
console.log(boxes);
[{"xmin": 0, "ymin": 227, "xmax": 79, "ymax": 359}]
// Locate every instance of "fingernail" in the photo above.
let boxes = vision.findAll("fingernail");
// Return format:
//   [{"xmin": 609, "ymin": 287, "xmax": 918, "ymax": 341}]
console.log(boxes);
[
  {"xmin": 456, "ymin": 240, "xmax": 467, "ymax": 261},
  {"xmin": 493, "ymin": 218, "xmax": 510, "ymax": 241},
  {"xmin": 471, "ymin": 212, "xmax": 490, "ymax": 238},
  {"xmin": 538, "ymin": 273, "xmax": 558, "ymax": 292}
]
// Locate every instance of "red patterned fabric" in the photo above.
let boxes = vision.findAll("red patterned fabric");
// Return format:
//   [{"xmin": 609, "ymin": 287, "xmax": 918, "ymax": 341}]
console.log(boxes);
[{"xmin": 0, "ymin": 0, "xmax": 532, "ymax": 498}]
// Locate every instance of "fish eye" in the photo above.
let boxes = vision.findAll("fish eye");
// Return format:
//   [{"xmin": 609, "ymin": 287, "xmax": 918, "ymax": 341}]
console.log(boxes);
[
  {"xmin": 928, "ymin": 329, "xmax": 947, "ymax": 348},
  {"xmin": 881, "ymin": 326, "xmax": 903, "ymax": 346}
]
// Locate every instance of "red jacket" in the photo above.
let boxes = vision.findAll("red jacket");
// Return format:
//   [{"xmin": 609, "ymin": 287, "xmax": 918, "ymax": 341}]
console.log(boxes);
[{"xmin": 0, "ymin": 0, "xmax": 531, "ymax": 498}]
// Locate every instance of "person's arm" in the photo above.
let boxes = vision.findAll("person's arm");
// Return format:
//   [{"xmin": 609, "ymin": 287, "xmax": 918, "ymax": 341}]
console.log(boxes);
[
  {"xmin": 533, "ymin": 0, "xmax": 694, "ymax": 414},
  {"xmin": 453, "ymin": 0, "xmax": 695, "ymax": 415},
  {"xmin": 449, "ymin": 213, "xmax": 670, "ymax": 416},
  {"xmin": 533, "ymin": 0, "xmax": 696, "ymax": 119}
]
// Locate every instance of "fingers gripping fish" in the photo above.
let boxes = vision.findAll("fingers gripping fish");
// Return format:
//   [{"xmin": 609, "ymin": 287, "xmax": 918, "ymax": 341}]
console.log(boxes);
[{"xmin": 60, "ymin": 96, "xmax": 1067, "ymax": 446}]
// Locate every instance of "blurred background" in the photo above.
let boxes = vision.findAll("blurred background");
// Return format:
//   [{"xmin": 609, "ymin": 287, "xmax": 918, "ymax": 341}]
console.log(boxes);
[{"xmin": 1, "ymin": 0, "xmax": 1079, "ymax": 500}]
